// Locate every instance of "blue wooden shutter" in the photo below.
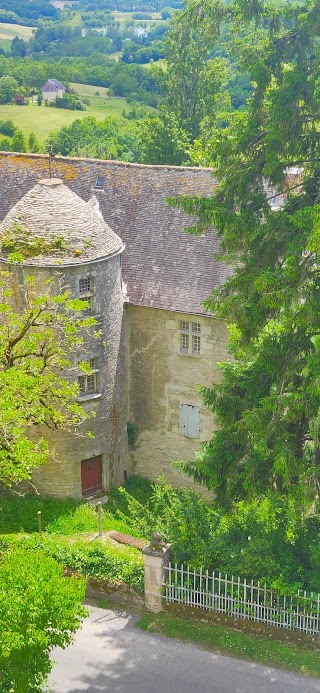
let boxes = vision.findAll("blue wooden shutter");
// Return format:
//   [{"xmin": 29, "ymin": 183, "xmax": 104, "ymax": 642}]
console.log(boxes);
[{"xmin": 179, "ymin": 404, "xmax": 200, "ymax": 438}]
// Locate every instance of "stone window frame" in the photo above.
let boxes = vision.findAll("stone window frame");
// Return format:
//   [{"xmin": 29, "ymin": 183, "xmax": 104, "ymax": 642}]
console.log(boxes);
[
  {"xmin": 76, "ymin": 273, "xmax": 97, "ymax": 315},
  {"xmin": 77, "ymin": 356, "xmax": 100, "ymax": 399},
  {"xmin": 178, "ymin": 320, "xmax": 201, "ymax": 356}
]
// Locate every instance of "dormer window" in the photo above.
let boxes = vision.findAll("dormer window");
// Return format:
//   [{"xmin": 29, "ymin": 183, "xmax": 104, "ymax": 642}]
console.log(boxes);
[{"xmin": 95, "ymin": 175, "xmax": 104, "ymax": 190}]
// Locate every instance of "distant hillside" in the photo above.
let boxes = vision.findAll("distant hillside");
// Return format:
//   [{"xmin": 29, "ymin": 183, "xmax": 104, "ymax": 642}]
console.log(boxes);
[{"xmin": 0, "ymin": 0, "xmax": 59, "ymax": 26}]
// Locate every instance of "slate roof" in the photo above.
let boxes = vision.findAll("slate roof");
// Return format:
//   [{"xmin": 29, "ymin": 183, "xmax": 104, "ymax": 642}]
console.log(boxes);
[
  {"xmin": 0, "ymin": 177, "xmax": 124, "ymax": 265},
  {"xmin": 41, "ymin": 79, "xmax": 65, "ymax": 93},
  {"xmin": 0, "ymin": 153, "xmax": 231, "ymax": 315}
]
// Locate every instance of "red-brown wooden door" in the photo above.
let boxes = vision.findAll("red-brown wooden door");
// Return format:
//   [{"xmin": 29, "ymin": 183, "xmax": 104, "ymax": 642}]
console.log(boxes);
[{"xmin": 81, "ymin": 455, "xmax": 102, "ymax": 497}]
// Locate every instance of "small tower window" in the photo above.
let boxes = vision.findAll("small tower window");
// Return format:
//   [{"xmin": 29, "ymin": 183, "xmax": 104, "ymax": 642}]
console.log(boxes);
[
  {"xmin": 95, "ymin": 175, "xmax": 105, "ymax": 190},
  {"xmin": 78, "ymin": 276, "xmax": 95, "ymax": 315},
  {"xmin": 79, "ymin": 277, "xmax": 91, "ymax": 295},
  {"xmin": 78, "ymin": 358, "xmax": 99, "ymax": 396}
]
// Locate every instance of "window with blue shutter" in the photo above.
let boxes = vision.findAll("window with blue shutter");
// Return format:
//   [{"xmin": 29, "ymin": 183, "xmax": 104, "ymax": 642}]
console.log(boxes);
[{"xmin": 179, "ymin": 404, "xmax": 200, "ymax": 438}]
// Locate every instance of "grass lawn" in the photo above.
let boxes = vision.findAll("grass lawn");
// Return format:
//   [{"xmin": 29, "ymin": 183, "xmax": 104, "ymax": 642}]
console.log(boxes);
[
  {"xmin": 136, "ymin": 610, "xmax": 320, "ymax": 679},
  {"xmin": 112, "ymin": 11, "xmax": 164, "ymax": 26},
  {"xmin": 0, "ymin": 85, "xmax": 155, "ymax": 142},
  {"xmin": 0, "ymin": 22, "xmax": 34, "ymax": 51},
  {"xmin": 0, "ymin": 93, "xmax": 128, "ymax": 143},
  {"xmin": 0, "ymin": 492, "xmax": 145, "ymax": 592}
]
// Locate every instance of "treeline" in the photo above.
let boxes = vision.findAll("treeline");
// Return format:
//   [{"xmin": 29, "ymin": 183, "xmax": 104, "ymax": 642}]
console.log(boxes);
[
  {"xmin": 0, "ymin": 55, "xmax": 163, "ymax": 107},
  {"xmin": 0, "ymin": 113, "xmax": 191, "ymax": 166},
  {"xmin": 0, "ymin": 0, "xmax": 58, "ymax": 25},
  {"xmin": 72, "ymin": 0, "xmax": 182, "ymax": 12}
]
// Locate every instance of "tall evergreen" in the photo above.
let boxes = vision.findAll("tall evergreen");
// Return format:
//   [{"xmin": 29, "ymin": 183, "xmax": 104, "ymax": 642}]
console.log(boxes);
[{"xmin": 173, "ymin": 0, "xmax": 320, "ymax": 509}]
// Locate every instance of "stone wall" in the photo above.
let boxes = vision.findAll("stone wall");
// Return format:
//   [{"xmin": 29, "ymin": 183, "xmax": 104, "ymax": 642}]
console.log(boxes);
[
  {"xmin": 2, "ymin": 254, "xmax": 128, "ymax": 498},
  {"xmin": 126, "ymin": 304, "xmax": 229, "ymax": 493}
]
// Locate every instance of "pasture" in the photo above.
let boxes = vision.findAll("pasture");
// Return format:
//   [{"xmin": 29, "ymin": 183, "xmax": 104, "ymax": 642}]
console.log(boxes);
[
  {"xmin": 112, "ymin": 11, "xmax": 164, "ymax": 26},
  {"xmin": 0, "ymin": 22, "xmax": 34, "ymax": 51},
  {"xmin": 0, "ymin": 91, "xmax": 128, "ymax": 142},
  {"xmin": 0, "ymin": 85, "xmax": 154, "ymax": 142}
]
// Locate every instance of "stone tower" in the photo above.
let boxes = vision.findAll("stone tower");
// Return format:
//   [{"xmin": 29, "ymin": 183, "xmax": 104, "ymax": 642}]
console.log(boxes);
[{"xmin": 0, "ymin": 177, "xmax": 128, "ymax": 498}]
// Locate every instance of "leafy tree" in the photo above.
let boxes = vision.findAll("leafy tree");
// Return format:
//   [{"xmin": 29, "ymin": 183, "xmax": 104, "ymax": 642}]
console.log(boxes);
[
  {"xmin": 0, "ymin": 119, "xmax": 16, "ymax": 137},
  {"xmin": 0, "ymin": 273, "xmax": 95, "ymax": 488},
  {"xmin": 11, "ymin": 35, "xmax": 28, "ymax": 58},
  {"xmin": 0, "ymin": 547, "xmax": 87, "ymax": 693},
  {"xmin": 11, "ymin": 128, "xmax": 26, "ymax": 152},
  {"xmin": 0, "ymin": 75, "xmax": 19, "ymax": 104},
  {"xmin": 0, "ymin": 136, "xmax": 11, "ymax": 151},
  {"xmin": 174, "ymin": 0, "xmax": 320, "ymax": 510},
  {"xmin": 47, "ymin": 115, "xmax": 142, "ymax": 162},
  {"xmin": 164, "ymin": 0, "xmax": 230, "ymax": 139},
  {"xmin": 28, "ymin": 131, "xmax": 40, "ymax": 152},
  {"xmin": 139, "ymin": 110, "xmax": 191, "ymax": 165}
]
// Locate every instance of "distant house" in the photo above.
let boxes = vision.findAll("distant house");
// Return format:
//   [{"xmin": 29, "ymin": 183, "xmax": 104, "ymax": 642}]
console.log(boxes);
[{"xmin": 41, "ymin": 79, "xmax": 66, "ymax": 102}]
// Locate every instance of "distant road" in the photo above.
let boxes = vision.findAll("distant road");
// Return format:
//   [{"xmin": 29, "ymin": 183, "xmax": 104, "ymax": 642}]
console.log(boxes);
[{"xmin": 49, "ymin": 606, "xmax": 320, "ymax": 693}]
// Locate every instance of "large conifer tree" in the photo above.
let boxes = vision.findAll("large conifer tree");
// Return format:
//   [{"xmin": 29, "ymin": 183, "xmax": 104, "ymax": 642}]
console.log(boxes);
[{"xmin": 173, "ymin": 0, "xmax": 320, "ymax": 509}]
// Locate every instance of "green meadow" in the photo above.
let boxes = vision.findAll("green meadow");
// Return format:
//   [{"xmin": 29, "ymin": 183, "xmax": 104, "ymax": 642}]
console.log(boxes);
[
  {"xmin": 112, "ymin": 11, "xmax": 164, "ymax": 26},
  {"xmin": 0, "ymin": 88, "xmax": 132, "ymax": 142},
  {"xmin": 0, "ymin": 22, "xmax": 34, "ymax": 51}
]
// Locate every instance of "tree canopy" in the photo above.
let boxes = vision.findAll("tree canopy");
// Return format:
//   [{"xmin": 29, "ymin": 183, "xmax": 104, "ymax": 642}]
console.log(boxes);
[
  {"xmin": 174, "ymin": 0, "xmax": 320, "ymax": 510},
  {"xmin": 0, "ymin": 273, "xmax": 95, "ymax": 488},
  {"xmin": 0, "ymin": 546, "xmax": 87, "ymax": 693}
]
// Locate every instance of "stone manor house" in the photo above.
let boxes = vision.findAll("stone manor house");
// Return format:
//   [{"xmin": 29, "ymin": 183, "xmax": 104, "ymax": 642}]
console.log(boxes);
[{"xmin": 0, "ymin": 152, "xmax": 230, "ymax": 498}]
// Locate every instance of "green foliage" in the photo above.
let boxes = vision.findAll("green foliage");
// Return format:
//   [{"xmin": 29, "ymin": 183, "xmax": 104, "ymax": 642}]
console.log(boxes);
[
  {"xmin": 0, "ymin": 546, "xmax": 86, "ymax": 693},
  {"xmin": 28, "ymin": 130, "xmax": 40, "ymax": 152},
  {"xmin": 163, "ymin": 1, "xmax": 230, "ymax": 139},
  {"xmin": 1, "ymin": 476, "xmax": 319, "ymax": 592},
  {"xmin": 127, "ymin": 421, "xmax": 136, "ymax": 448},
  {"xmin": 0, "ymin": 490, "xmax": 144, "ymax": 536},
  {"xmin": 46, "ymin": 114, "xmax": 143, "ymax": 162},
  {"xmin": 139, "ymin": 110, "xmax": 191, "ymax": 165},
  {"xmin": 107, "ymin": 477, "xmax": 320, "ymax": 591},
  {"xmin": 0, "ymin": 494, "xmax": 83, "ymax": 534},
  {"xmin": 45, "ymin": 537, "xmax": 144, "ymax": 592},
  {"xmin": 0, "ymin": 534, "xmax": 144, "ymax": 593},
  {"xmin": 53, "ymin": 93, "xmax": 86, "ymax": 111},
  {"xmin": 11, "ymin": 128, "xmax": 26, "ymax": 152},
  {"xmin": 172, "ymin": 0, "xmax": 320, "ymax": 510},
  {"xmin": 0, "ymin": 75, "xmax": 19, "ymax": 104},
  {"xmin": 0, "ymin": 273, "xmax": 96, "ymax": 488},
  {"xmin": 1, "ymin": 222, "xmax": 69, "ymax": 257},
  {"xmin": 0, "ymin": 119, "xmax": 16, "ymax": 136}
]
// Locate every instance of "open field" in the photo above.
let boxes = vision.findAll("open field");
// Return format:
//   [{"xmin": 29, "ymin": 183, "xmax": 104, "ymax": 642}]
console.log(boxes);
[
  {"xmin": 71, "ymin": 82, "xmax": 154, "ymax": 114},
  {"xmin": 0, "ymin": 90, "xmax": 132, "ymax": 142},
  {"xmin": 0, "ymin": 22, "xmax": 34, "ymax": 51},
  {"xmin": 112, "ymin": 11, "xmax": 165, "ymax": 26}
]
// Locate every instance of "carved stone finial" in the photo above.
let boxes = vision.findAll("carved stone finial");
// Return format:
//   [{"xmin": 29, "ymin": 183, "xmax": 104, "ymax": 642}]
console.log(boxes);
[
  {"xmin": 150, "ymin": 532, "xmax": 164, "ymax": 550},
  {"xmin": 143, "ymin": 532, "xmax": 170, "ymax": 557}
]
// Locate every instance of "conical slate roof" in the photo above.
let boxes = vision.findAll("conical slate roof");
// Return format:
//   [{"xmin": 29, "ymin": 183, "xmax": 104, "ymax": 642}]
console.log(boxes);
[{"xmin": 0, "ymin": 178, "xmax": 124, "ymax": 265}]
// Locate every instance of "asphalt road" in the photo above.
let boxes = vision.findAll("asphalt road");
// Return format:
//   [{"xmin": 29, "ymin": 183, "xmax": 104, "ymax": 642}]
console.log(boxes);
[{"xmin": 48, "ymin": 606, "xmax": 320, "ymax": 693}]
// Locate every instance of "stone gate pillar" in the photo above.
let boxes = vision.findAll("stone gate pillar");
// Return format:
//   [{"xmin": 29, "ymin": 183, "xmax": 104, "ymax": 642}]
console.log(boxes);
[{"xmin": 143, "ymin": 533, "xmax": 171, "ymax": 613}]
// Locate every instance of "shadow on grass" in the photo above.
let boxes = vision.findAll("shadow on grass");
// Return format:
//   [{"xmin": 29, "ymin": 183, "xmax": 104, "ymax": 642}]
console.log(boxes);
[
  {"xmin": 0, "ymin": 476, "xmax": 153, "ymax": 535},
  {"xmin": 0, "ymin": 493, "xmax": 82, "ymax": 534}
]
